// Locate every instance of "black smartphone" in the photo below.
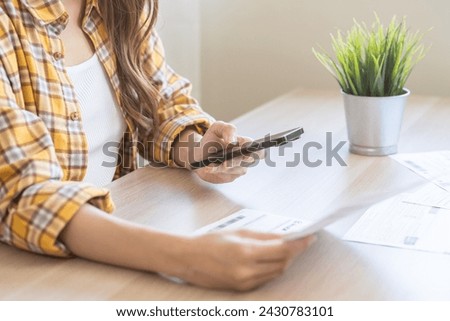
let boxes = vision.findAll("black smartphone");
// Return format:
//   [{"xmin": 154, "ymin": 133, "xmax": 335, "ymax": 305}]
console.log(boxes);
[{"xmin": 190, "ymin": 127, "xmax": 304, "ymax": 169}]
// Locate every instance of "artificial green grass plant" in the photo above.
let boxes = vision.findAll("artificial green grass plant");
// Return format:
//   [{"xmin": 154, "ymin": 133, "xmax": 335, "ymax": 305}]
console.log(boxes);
[{"xmin": 313, "ymin": 15, "xmax": 427, "ymax": 97}]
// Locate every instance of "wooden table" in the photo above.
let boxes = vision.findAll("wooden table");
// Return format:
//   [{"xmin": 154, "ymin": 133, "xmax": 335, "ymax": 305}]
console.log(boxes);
[{"xmin": 2, "ymin": 89, "xmax": 450, "ymax": 300}]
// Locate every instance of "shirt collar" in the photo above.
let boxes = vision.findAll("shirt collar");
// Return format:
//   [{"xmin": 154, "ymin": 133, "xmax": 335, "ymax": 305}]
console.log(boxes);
[{"xmin": 21, "ymin": 0, "xmax": 98, "ymax": 26}]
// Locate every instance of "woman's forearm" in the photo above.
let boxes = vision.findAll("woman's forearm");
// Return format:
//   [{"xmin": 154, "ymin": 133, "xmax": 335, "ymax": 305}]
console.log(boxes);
[
  {"xmin": 60, "ymin": 204, "xmax": 189, "ymax": 277},
  {"xmin": 60, "ymin": 203, "xmax": 316, "ymax": 291}
]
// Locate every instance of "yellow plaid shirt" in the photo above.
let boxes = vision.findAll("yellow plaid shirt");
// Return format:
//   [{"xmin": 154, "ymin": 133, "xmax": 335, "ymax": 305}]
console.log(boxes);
[{"xmin": 0, "ymin": 0, "xmax": 214, "ymax": 256}]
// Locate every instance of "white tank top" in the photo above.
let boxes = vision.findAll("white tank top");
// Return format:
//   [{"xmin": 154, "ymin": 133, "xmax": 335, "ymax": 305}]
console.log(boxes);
[{"xmin": 66, "ymin": 54, "xmax": 126, "ymax": 187}]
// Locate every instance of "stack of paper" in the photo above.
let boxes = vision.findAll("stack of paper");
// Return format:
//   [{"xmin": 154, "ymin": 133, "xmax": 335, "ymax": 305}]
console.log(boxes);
[
  {"xmin": 344, "ymin": 151, "xmax": 450, "ymax": 255},
  {"xmin": 391, "ymin": 151, "xmax": 450, "ymax": 192},
  {"xmin": 343, "ymin": 194, "xmax": 450, "ymax": 255},
  {"xmin": 196, "ymin": 151, "xmax": 450, "ymax": 255},
  {"xmin": 402, "ymin": 183, "xmax": 450, "ymax": 210}
]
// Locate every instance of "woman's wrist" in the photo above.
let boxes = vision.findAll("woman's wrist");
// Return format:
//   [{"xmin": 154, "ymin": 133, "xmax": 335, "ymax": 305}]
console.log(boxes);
[
  {"xmin": 155, "ymin": 234, "xmax": 205, "ymax": 283},
  {"xmin": 172, "ymin": 127, "xmax": 203, "ymax": 168},
  {"xmin": 139, "ymin": 229, "xmax": 194, "ymax": 278}
]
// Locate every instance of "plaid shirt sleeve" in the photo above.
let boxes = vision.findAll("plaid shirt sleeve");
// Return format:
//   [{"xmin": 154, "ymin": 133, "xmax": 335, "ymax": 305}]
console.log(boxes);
[
  {"xmin": 143, "ymin": 32, "xmax": 215, "ymax": 166},
  {"xmin": 0, "ymin": 64, "xmax": 115, "ymax": 257}
]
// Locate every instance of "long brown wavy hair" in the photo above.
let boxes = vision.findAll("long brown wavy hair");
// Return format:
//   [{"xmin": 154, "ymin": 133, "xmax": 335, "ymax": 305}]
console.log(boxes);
[{"xmin": 99, "ymin": 0, "xmax": 160, "ymax": 138}]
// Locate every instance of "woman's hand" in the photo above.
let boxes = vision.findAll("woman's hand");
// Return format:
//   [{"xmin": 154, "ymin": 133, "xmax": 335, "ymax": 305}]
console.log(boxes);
[
  {"xmin": 62, "ymin": 205, "xmax": 316, "ymax": 292},
  {"xmin": 192, "ymin": 121, "xmax": 263, "ymax": 184},
  {"xmin": 172, "ymin": 121, "xmax": 262, "ymax": 184},
  {"xmin": 176, "ymin": 230, "xmax": 316, "ymax": 291}
]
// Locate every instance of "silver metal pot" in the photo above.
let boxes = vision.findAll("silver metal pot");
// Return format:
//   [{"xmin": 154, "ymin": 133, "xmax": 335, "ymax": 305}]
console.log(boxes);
[{"xmin": 342, "ymin": 89, "xmax": 410, "ymax": 156}]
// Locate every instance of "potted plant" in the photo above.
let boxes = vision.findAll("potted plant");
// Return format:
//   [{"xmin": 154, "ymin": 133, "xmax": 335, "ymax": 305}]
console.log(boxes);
[{"xmin": 313, "ymin": 15, "xmax": 428, "ymax": 156}]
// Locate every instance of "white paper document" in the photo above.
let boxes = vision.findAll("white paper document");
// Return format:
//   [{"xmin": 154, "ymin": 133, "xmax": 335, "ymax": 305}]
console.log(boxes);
[
  {"xmin": 402, "ymin": 183, "xmax": 450, "ymax": 210},
  {"xmin": 166, "ymin": 209, "xmax": 344, "ymax": 284},
  {"xmin": 195, "ymin": 209, "xmax": 345, "ymax": 240},
  {"xmin": 391, "ymin": 151, "xmax": 450, "ymax": 192},
  {"xmin": 344, "ymin": 195, "xmax": 450, "ymax": 255}
]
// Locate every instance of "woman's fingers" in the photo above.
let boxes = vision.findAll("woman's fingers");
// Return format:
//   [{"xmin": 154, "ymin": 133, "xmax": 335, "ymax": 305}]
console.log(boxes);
[
  {"xmin": 207, "ymin": 121, "xmax": 238, "ymax": 144},
  {"xmin": 287, "ymin": 235, "xmax": 318, "ymax": 256},
  {"xmin": 230, "ymin": 235, "xmax": 289, "ymax": 263},
  {"xmin": 204, "ymin": 159, "xmax": 248, "ymax": 176},
  {"xmin": 195, "ymin": 122, "xmax": 268, "ymax": 183},
  {"xmin": 240, "ymin": 234, "xmax": 316, "ymax": 264},
  {"xmin": 180, "ymin": 230, "xmax": 317, "ymax": 291}
]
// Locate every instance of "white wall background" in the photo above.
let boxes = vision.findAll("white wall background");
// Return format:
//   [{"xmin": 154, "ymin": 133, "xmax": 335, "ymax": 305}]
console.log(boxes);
[
  {"xmin": 158, "ymin": 0, "xmax": 450, "ymax": 121},
  {"xmin": 157, "ymin": 0, "xmax": 201, "ymax": 100}
]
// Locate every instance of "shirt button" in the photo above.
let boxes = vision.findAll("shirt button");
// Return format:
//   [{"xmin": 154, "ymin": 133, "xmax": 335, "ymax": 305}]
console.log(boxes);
[
  {"xmin": 57, "ymin": 16, "xmax": 68, "ymax": 25},
  {"xmin": 70, "ymin": 112, "xmax": 80, "ymax": 121},
  {"xmin": 53, "ymin": 52, "xmax": 64, "ymax": 60}
]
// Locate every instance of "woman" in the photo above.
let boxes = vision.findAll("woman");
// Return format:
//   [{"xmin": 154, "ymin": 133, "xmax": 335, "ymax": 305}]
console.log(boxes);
[{"xmin": 0, "ymin": 0, "xmax": 315, "ymax": 291}]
